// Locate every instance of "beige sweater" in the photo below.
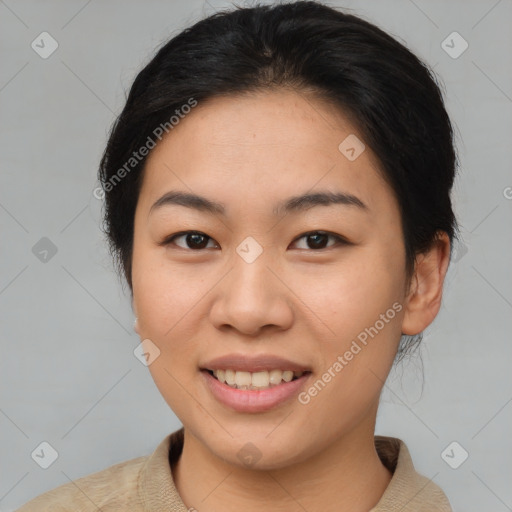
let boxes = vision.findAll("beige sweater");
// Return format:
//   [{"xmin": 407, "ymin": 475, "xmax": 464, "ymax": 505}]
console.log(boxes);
[{"xmin": 16, "ymin": 428, "xmax": 453, "ymax": 511}]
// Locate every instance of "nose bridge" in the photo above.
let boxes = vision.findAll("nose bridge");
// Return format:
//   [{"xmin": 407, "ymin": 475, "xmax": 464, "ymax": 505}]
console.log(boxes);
[
  {"xmin": 210, "ymin": 238, "xmax": 293, "ymax": 334},
  {"xmin": 229, "ymin": 238, "xmax": 276, "ymax": 306}
]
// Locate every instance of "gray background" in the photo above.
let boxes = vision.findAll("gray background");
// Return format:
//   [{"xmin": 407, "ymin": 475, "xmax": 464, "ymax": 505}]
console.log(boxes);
[{"xmin": 1, "ymin": 0, "xmax": 511, "ymax": 510}]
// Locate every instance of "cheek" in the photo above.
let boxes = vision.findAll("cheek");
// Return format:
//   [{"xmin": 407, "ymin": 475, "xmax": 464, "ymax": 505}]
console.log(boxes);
[
  {"xmin": 299, "ymin": 250, "xmax": 404, "ymax": 388},
  {"xmin": 303, "ymin": 255, "xmax": 402, "ymax": 335},
  {"xmin": 132, "ymin": 256, "xmax": 204, "ymax": 414},
  {"xmin": 132, "ymin": 245, "xmax": 202, "ymax": 338}
]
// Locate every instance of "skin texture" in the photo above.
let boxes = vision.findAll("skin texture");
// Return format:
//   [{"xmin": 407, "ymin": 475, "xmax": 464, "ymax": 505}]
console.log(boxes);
[{"xmin": 131, "ymin": 89, "xmax": 451, "ymax": 512}]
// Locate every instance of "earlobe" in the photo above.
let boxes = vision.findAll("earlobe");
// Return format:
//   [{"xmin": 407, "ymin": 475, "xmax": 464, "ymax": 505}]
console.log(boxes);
[{"xmin": 401, "ymin": 232, "xmax": 451, "ymax": 336}]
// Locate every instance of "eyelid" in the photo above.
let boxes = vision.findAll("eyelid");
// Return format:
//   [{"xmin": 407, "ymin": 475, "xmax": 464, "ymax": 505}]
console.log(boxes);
[
  {"xmin": 290, "ymin": 230, "xmax": 349, "ymax": 249},
  {"xmin": 161, "ymin": 230, "xmax": 350, "ymax": 251},
  {"xmin": 160, "ymin": 230, "xmax": 219, "ymax": 249}
]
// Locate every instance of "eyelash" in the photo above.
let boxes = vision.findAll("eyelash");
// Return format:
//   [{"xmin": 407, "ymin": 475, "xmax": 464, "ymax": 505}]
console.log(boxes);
[{"xmin": 160, "ymin": 230, "xmax": 349, "ymax": 251}]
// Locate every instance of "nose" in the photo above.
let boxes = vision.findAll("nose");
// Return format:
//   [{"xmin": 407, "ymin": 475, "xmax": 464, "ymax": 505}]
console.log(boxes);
[{"xmin": 209, "ymin": 250, "xmax": 294, "ymax": 336}]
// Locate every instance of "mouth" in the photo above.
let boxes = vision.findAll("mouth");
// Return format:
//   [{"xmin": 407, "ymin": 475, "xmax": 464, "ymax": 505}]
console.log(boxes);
[
  {"xmin": 203, "ymin": 368, "xmax": 310, "ymax": 390},
  {"xmin": 200, "ymin": 368, "xmax": 312, "ymax": 413}
]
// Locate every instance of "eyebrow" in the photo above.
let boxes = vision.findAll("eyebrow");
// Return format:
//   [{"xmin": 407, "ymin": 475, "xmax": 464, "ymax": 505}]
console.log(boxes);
[{"xmin": 148, "ymin": 190, "xmax": 368, "ymax": 217}]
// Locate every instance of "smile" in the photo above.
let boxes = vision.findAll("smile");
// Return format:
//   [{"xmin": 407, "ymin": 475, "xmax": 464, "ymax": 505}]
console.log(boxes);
[
  {"xmin": 208, "ymin": 369, "xmax": 307, "ymax": 390},
  {"xmin": 201, "ymin": 369, "xmax": 312, "ymax": 413}
]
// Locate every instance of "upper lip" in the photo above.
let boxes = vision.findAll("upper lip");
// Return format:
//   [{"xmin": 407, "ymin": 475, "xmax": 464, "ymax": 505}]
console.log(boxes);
[{"xmin": 201, "ymin": 354, "xmax": 311, "ymax": 373}]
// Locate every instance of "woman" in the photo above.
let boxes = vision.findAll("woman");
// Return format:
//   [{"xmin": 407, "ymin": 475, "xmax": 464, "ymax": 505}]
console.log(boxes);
[{"xmin": 17, "ymin": 1, "xmax": 458, "ymax": 510}]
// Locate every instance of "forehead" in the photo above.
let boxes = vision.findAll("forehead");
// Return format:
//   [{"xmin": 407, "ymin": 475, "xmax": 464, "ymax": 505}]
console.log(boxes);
[{"xmin": 139, "ymin": 89, "xmax": 394, "ymax": 217}]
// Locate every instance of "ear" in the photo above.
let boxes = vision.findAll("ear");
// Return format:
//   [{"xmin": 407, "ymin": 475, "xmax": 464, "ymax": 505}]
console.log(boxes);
[{"xmin": 401, "ymin": 232, "xmax": 451, "ymax": 336}]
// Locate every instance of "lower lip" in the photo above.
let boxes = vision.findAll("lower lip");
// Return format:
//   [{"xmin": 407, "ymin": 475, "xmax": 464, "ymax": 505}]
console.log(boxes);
[{"xmin": 201, "ymin": 370, "xmax": 311, "ymax": 413}]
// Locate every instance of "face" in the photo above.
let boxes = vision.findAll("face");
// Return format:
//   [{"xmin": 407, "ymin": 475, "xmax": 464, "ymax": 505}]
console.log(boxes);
[{"xmin": 131, "ymin": 89, "xmax": 409, "ymax": 469}]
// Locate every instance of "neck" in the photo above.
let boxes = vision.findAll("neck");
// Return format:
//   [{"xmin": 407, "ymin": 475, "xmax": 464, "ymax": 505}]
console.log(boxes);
[{"xmin": 172, "ymin": 410, "xmax": 391, "ymax": 512}]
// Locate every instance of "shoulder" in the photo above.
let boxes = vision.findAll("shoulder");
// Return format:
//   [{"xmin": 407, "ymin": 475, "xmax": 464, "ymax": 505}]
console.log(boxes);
[
  {"xmin": 372, "ymin": 436, "xmax": 453, "ymax": 512},
  {"xmin": 15, "ymin": 454, "xmax": 148, "ymax": 511}
]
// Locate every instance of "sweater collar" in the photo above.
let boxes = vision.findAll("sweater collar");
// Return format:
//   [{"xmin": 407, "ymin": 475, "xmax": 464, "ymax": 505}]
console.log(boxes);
[{"xmin": 138, "ymin": 428, "xmax": 451, "ymax": 511}]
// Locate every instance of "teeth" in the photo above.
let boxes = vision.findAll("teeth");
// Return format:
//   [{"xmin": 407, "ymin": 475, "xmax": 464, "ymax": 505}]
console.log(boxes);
[
  {"xmin": 211, "ymin": 369, "xmax": 305, "ymax": 390},
  {"xmin": 269, "ymin": 369, "xmax": 283, "ymax": 385},
  {"xmin": 235, "ymin": 371, "xmax": 252, "ymax": 388}
]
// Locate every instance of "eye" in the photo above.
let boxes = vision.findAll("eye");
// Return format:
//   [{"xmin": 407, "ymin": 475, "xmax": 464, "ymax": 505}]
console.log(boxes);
[
  {"xmin": 161, "ymin": 231, "xmax": 219, "ymax": 250},
  {"xmin": 160, "ymin": 230, "xmax": 348, "ymax": 251},
  {"xmin": 291, "ymin": 230, "xmax": 348, "ymax": 250}
]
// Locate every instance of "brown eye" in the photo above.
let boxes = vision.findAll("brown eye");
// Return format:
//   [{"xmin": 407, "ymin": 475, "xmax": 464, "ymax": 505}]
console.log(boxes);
[
  {"xmin": 292, "ymin": 231, "xmax": 347, "ymax": 250},
  {"xmin": 161, "ymin": 230, "xmax": 347, "ymax": 251},
  {"xmin": 163, "ymin": 231, "xmax": 218, "ymax": 250}
]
